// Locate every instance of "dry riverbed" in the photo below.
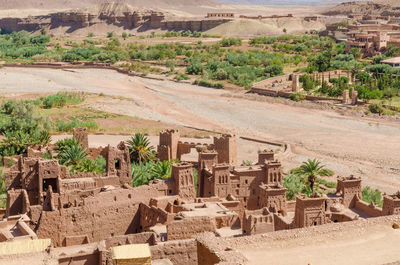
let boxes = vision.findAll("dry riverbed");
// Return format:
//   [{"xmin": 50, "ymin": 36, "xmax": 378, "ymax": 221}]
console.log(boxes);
[{"xmin": 1, "ymin": 67, "xmax": 400, "ymax": 193}]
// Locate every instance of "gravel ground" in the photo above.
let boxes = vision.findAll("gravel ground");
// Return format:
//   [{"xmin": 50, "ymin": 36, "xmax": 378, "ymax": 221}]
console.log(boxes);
[{"xmin": 2, "ymin": 67, "xmax": 400, "ymax": 193}]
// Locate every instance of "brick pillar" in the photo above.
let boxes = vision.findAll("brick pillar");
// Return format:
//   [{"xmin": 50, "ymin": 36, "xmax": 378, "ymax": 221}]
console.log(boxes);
[
  {"xmin": 292, "ymin": 74, "xmax": 300, "ymax": 92},
  {"xmin": 351, "ymin": 90, "xmax": 358, "ymax": 105}
]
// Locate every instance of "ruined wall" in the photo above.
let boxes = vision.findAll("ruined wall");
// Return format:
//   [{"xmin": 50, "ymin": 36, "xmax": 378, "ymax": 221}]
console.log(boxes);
[
  {"xmin": 150, "ymin": 239, "xmax": 198, "ymax": 265},
  {"xmin": 31, "ymin": 184, "xmax": 167, "ymax": 247},
  {"xmin": 167, "ymin": 216, "xmax": 216, "ymax": 241},
  {"xmin": 139, "ymin": 203, "xmax": 174, "ymax": 232},
  {"xmin": 102, "ymin": 142, "xmax": 131, "ymax": 186}
]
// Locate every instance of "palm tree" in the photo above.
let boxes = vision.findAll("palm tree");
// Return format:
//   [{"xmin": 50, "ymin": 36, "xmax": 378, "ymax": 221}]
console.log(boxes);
[
  {"xmin": 57, "ymin": 144, "xmax": 88, "ymax": 167},
  {"xmin": 292, "ymin": 159, "xmax": 333, "ymax": 193},
  {"xmin": 126, "ymin": 133, "xmax": 155, "ymax": 164}
]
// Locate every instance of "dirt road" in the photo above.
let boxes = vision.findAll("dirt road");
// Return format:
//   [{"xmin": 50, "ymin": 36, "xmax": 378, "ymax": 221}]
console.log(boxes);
[{"xmin": 1, "ymin": 67, "xmax": 400, "ymax": 192}]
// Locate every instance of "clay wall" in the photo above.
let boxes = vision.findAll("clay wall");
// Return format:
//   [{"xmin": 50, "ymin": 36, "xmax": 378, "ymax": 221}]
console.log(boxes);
[
  {"xmin": 31, "ymin": 183, "xmax": 168, "ymax": 247},
  {"xmin": 257, "ymin": 150, "xmax": 274, "ymax": 165},
  {"xmin": 354, "ymin": 200, "xmax": 383, "ymax": 217},
  {"xmin": 167, "ymin": 216, "xmax": 216, "ymax": 241},
  {"xmin": 139, "ymin": 203, "xmax": 174, "ymax": 232},
  {"xmin": 230, "ymin": 167, "xmax": 265, "ymax": 209},
  {"xmin": 214, "ymin": 135, "xmax": 237, "ymax": 165},
  {"xmin": 6, "ymin": 189, "xmax": 29, "ymax": 217},
  {"xmin": 382, "ymin": 195, "xmax": 400, "ymax": 216},
  {"xmin": 243, "ymin": 208, "xmax": 274, "ymax": 235},
  {"xmin": 198, "ymin": 152, "xmax": 218, "ymax": 197},
  {"xmin": 336, "ymin": 176, "xmax": 362, "ymax": 208},
  {"xmin": 212, "ymin": 164, "xmax": 231, "ymax": 198},
  {"xmin": 102, "ymin": 142, "xmax": 131, "ymax": 186},
  {"xmin": 264, "ymin": 161, "xmax": 283, "ymax": 186},
  {"xmin": 151, "ymin": 239, "xmax": 198, "ymax": 265},
  {"xmin": 158, "ymin": 130, "xmax": 180, "ymax": 161},
  {"xmin": 273, "ymin": 214, "xmax": 292, "ymax": 231},
  {"xmin": 293, "ymin": 194, "xmax": 328, "ymax": 228},
  {"xmin": 258, "ymin": 185, "xmax": 286, "ymax": 213},
  {"xmin": 73, "ymin": 128, "xmax": 89, "ymax": 150},
  {"xmin": 172, "ymin": 163, "xmax": 195, "ymax": 200},
  {"xmin": 105, "ymin": 232, "xmax": 156, "ymax": 248}
]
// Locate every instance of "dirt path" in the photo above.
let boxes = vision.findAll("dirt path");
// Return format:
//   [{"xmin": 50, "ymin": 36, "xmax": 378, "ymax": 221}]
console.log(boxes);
[{"xmin": 1, "ymin": 67, "xmax": 400, "ymax": 193}]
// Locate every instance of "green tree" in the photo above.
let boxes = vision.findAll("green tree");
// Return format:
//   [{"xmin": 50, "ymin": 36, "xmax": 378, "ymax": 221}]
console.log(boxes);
[
  {"xmin": 292, "ymin": 159, "xmax": 334, "ymax": 193},
  {"xmin": 126, "ymin": 133, "xmax": 155, "ymax": 164},
  {"xmin": 57, "ymin": 144, "xmax": 88, "ymax": 167}
]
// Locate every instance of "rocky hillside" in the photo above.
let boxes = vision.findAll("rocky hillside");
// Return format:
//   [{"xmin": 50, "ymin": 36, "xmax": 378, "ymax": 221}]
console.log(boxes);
[{"xmin": 322, "ymin": 0, "xmax": 400, "ymax": 16}]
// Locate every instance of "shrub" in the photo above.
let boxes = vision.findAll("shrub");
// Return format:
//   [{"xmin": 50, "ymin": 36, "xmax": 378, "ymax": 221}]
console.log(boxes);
[
  {"xmin": 186, "ymin": 60, "xmax": 204, "ymax": 75},
  {"xmin": 368, "ymin": 103, "xmax": 385, "ymax": 115},
  {"xmin": 0, "ymin": 100, "xmax": 50, "ymax": 156},
  {"xmin": 174, "ymin": 74, "xmax": 190, "ymax": 81},
  {"xmin": 362, "ymin": 186, "xmax": 383, "ymax": 207},
  {"xmin": 289, "ymin": 92, "xmax": 306, "ymax": 102},
  {"xmin": 214, "ymin": 68, "xmax": 228, "ymax": 80},
  {"xmin": 283, "ymin": 174, "xmax": 306, "ymax": 201},
  {"xmin": 219, "ymin": 38, "xmax": 242, "ymax": 47},
  {"xmin": 55, "ymin": 119, "xmax": 98, "ymax": 132},
  {"xmin": 194, "ymin": 80, "xmax": 224, "ymax": 89},
  {"xmin": 41, "ymin": 93, "xmax": 84, "ymax": 109}
]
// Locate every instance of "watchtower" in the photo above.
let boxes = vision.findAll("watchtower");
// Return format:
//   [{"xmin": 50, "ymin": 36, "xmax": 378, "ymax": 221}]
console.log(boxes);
[
  {"xmin": 172, "ymin": 163, "xmax": 195, "ymax": 200},
  {"xmin": 336, "ymin": 175, "xmax": 361, "ymax": 208}
]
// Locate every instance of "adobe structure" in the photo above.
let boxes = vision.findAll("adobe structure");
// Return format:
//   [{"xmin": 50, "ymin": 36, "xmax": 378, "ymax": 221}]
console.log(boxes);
[
  {"xmin": 206, "ymin": 13, "xmax": 235, "ymax": 18},
  {"xmin": 1, "ymin": 128, "xmax": 400, "ymax": 264}
]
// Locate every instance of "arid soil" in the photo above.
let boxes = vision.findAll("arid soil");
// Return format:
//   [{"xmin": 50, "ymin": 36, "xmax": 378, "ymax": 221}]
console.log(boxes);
[
  {"xmin": 1, "ymin": 67, "xmax": 400, "ymax": 193},
  {"xmin": 241, "ymin": 224, "xmax": 400, "ymax": 265}
]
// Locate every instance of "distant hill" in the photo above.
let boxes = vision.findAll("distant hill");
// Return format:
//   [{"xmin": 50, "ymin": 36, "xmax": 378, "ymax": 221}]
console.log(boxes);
[
  {"xmin": 214, "ymin": 0, "xmax": 362, "ymax": 5},
  {"xmin": 322, "ymin": 0, "xmax": 400, "ymax": 16},
  {"xmin": 0, "ymin": 0, "xmax": 216, "ymax": 9}
]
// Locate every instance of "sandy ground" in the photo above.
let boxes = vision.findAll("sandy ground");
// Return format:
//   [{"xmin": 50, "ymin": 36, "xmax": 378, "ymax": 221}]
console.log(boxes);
[
  {"xmin": 241, "ymin": 224, "xmax": 400, "ymax": 265},
  {"xmin": 1, "ymin": 67, "xmax": 400, "ymax": 193}
]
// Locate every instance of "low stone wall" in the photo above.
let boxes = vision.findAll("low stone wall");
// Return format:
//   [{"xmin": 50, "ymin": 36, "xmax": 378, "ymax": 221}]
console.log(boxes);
[{"xmin": 250, "ymin": 87, "xmax": 341, "ymax": 102}]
